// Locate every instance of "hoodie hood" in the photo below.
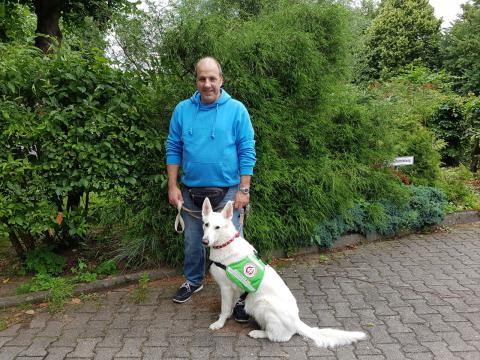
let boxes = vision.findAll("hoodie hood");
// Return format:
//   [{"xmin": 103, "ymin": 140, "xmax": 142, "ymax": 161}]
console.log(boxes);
[
  {"xmin": 190, "ymin": 89, "xmax": 231, "ymax": 109},
  {"xmin": 189, "ymin": 89, "xmax": 232, "ymax": 139}
]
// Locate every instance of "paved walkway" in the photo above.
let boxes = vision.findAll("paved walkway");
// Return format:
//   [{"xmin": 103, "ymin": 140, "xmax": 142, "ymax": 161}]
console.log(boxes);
[{"xmin": 1, "ymin": 222, "xmax": 480, "ymax": 359}]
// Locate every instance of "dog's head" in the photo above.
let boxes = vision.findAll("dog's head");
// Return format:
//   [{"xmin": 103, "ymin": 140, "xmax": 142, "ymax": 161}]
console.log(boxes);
[{"xmin": 201, "ymin": 197, "xmax": 236, "ymax": 247}]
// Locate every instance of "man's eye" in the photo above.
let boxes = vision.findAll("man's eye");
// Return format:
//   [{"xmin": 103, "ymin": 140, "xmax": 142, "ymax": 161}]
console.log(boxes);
[{"xmin": 215, "ymin": 226, "xmax": 220, "ymax": 229}]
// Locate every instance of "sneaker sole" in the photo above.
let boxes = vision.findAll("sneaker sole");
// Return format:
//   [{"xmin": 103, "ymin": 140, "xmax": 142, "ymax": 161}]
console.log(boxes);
[
  {"xmin": 234, "ymin": 317, "xmax": 250, "ymax": 323},
  {"xmin": 172, "ymin": 284, "xmax": 204, "ymax": 304}
]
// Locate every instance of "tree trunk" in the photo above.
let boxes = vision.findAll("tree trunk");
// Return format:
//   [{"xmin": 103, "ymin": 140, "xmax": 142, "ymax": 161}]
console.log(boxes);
[
  {"xmin": 67, "ymin": 190, "xmax": 83, "ymax": 211},
  {"xmin": 8, "ymin": 227, "xmax": 26, "ymax": 259},
  {"xmin": 471, "ymin": 138, "xmax": 480, "ymax": 173},
  {"xmin": 33, "ymin": 0, "xmax": 63, "ymax": 53}
]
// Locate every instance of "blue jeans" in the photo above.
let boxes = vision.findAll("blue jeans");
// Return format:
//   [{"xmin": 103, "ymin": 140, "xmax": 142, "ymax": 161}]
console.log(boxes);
[{"xmin": 182, "ymin": 185, "xmax": 243, "ymax": 286}]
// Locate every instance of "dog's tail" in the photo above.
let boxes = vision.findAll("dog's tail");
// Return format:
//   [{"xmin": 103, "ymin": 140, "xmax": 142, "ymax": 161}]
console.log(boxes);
[{"xmin": 296, "ymin": 320, "xmax": 366, "ymax": 348}]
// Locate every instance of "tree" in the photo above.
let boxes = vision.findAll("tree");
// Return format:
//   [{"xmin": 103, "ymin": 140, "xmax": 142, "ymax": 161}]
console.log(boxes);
[
  {"xmin": 442, "ymin": 0, "xmax": 480, "ymax": 95},
  {"xmin": 1, "ymin": 0, "xmax": 130, "ymax": 52},
  {"xmin": 358, "ymin": 0, "xmax": 441, "ymax": 81}
]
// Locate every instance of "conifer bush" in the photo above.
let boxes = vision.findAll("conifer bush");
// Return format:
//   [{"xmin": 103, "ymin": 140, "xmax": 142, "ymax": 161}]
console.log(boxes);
[{"xmin": 107, "ymin": 0, "xmax": 436, "ymax": 265}]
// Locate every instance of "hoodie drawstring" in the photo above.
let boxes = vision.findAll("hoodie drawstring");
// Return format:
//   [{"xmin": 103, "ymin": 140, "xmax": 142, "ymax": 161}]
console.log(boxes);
[{"xmin": 211, "ymin": 103, "xmax": 218, "ymax": 139}]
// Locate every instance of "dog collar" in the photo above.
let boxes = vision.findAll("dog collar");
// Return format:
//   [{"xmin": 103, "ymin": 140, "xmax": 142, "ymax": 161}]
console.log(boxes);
[{"xmin": 213, "ymin": 232, "xmax": 240, "ymax": 249}]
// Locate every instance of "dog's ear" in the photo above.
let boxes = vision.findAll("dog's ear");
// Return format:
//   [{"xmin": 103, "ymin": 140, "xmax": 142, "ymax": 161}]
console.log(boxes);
[
  {"xmin": 202, "ymin": 197, "xmax": 212, "ymax": 218},
  {"xmin": 221, "ymin": 201, "xmax": 234, "ymax": 220}
]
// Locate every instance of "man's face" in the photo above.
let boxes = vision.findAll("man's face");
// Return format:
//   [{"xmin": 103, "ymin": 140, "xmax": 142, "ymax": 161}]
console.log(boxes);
[{"xmin": 196, "ymin": 59, "xmax": 223, "ymax": 104}]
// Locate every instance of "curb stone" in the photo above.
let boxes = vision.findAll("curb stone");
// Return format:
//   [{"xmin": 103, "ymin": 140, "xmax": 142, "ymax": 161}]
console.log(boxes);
[
  {"xmin": 0, "ymin": 269, "xmax": 179, "ymax": 308},
  {"xmin": 1, "ymin": 210, "xmax": 478, "ymax": 309}
]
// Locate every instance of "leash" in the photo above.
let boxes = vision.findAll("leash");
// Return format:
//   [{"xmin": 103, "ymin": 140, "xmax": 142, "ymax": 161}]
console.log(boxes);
[{"xmin": 175, "ymin": 202, "xmax": 250, "ymax": 234}]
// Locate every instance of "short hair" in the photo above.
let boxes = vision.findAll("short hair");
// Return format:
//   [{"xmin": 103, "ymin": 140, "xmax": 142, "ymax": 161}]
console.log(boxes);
[{"xmin": 195, "ymin": 57, "xmax": 223, "ymax": 78}]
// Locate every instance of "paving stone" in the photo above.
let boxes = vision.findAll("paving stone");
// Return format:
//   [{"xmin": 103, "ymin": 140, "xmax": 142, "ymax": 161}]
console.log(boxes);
[
  {"xmin": 41, "ymin": 320, "xmax": 64, "ymax": 337},
  {"xmin": 0, "ymin": 323, "xmax": 22, "ymax": 337},
  {"xmin": 66, "ymin": 338, "xmax": 101, "ymax": 358},
  {"xmin": 367, "ymin": 324, "xmax": 398, "ymax": 344},
  {"xmin": 331, "ymin": 345, "xmax": 357, "ymax": 359},
  {"xmin": 449, "ymin": 321, "xmax": 480, "ymax": 341},
  {"xmin": 50, "ymin": 328, "xmax": 84, "ymax": 348},
  {"xmin": 63, "ymin": 313, "xmax": 92, "ymax": 330},
  {"xmin": 257, "ymin": 340, "xmax": 289, "ymax": 357},
  {"xmin": 141, "ymin": 346, "xmax": 167, "ymax": 359},
  {"xmin": 0, "ymin": 345, "xmax": 26, "ymax": 359},
  {"xmin": 0, "ymin": 336, "xmax": 13, "ymax": 347},
  {"xmin": 113, "ymin": 337, "xmax": 146, "ymax": 358},
  {"xmin": 381, "ymin": 315, "xmax": 412, "ymax": 333},
  {"xmin": 44, "ymin": 346, "xmax": 74, "ymax": 360},
  {"xmin": 405, "ymin": 352, "xmax": 434, "ymax": 359},
  {"xmin": 92, "ymin": 347, "xmax": 120, "ymax": 360},
  {"xmin": 439, "ymin": 332, "xmax": 476, "ymax": 352},
  {"xmin": 29, "ymin": 312, "xmax": 50, "ymax": 329},
  {"xmin": 161, "ymin": 336, "xmax": 190, "ymax": 358},
  {"xmin": 236, "ymin": 346, "xmax": 260, "ymax": 359},
  {"xmin": 19, "ymin": 336, "xmax": 55, "ymax": 357},
  {"xmin": 5, "ymin": 328, "xmax": 42, "ymax": 346}
]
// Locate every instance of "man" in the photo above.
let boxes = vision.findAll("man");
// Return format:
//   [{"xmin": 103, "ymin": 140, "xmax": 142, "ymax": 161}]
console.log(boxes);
[{"xmin": 166, "ymin": 57, "xmax": 256, "ymax": 322}]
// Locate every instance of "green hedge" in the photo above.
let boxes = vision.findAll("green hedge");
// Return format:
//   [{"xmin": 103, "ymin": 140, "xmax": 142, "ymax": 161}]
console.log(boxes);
[
  {"xmin": 0, "ymin": 43, "xmax": 161, "ymax": 257},
  {"xmin": 104, "ymin": 0, "xmax": 433, "ymax": 266}
]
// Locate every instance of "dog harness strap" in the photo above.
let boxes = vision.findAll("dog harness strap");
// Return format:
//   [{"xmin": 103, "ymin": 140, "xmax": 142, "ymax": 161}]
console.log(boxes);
[{"xmin": 212, "ymin": 261, "xmax": 226, "ymax": 270}]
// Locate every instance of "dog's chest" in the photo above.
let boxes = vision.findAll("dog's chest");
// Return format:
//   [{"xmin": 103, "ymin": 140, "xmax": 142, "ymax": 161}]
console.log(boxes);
[{"xmin": 210, "ymin": 262, "xmax": 230, "ymax": 285}]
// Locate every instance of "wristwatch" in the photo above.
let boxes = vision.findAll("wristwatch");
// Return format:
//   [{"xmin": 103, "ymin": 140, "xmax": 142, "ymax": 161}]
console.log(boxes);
[{"xmin": 239, "ymin": 187, "xmax": 250, "ymax": 194}]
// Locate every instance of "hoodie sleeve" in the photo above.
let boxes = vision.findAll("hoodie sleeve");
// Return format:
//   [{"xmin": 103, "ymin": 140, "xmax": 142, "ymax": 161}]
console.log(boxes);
[
  {"xmin": 236, "ymin": 104, "xmax": 256, "ymax": 175},
  {"xmin": 166, "ymin": 104, "xmax": 183, "ymax": 165}
]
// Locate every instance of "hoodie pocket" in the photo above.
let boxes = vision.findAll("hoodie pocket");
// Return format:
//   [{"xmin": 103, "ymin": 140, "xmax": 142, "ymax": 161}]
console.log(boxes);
[{"xmin": 183, "ymin": 161, "xmax": 226, "ymax": 186}]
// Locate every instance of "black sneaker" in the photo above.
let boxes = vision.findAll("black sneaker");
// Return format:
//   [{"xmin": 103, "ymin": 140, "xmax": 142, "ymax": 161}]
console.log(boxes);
[
  {"xmin": 233, "ymin": 297, "xmax": 250, "ymax": 323},
  {"xmin": 172, "ymin": 282, "xmax": 203, "ymax": 303}
]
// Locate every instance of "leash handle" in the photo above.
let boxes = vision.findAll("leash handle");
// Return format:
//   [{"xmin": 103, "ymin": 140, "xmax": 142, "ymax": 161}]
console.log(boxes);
[{"xmin": 175, "ymin": 201, "xmax": 185, "ymax": 233}]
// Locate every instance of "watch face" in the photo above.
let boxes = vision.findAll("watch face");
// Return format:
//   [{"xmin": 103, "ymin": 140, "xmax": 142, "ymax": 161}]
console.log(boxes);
[{"xmin": 240, "ymin": 188, "xmax": 249, "ymax": 194}]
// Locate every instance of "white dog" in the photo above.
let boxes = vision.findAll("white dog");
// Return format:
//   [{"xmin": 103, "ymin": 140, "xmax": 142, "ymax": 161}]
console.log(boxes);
[{"xmin": 202, "ymin": 198, "xmax": 366, "ymax": 348}]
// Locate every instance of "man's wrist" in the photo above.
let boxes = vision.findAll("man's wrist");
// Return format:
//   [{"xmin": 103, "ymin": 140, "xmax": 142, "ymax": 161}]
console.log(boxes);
[{"xmin": 238, "ymin": 186, "xmax": 250, "ymax": 194}]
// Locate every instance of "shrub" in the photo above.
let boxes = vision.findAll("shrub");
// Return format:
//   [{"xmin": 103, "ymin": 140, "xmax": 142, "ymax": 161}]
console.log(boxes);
[
  {"xmin": 0, "ymin": 43, "xmax": 161, "ymax": 257},
  {"xmin": 313, "ymin": 185, "xmax": 447, "ymax": 248},
  {"xmin": 102, "ymin": 0, "xmax": 417, "ymax": 265}
]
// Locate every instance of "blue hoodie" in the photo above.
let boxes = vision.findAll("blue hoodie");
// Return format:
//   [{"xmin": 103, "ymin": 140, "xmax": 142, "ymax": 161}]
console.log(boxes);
[{"xmin": 166, "ymin": 90, "xmax": 256, "ymax": 187}]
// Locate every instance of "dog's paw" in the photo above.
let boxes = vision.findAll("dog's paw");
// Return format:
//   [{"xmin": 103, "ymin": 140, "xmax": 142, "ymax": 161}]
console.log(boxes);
[
  {"xmin": 209, "ymin": 320, "xmax": 225, "ymax": 330},
  {"xmin": 248, "ymin": 330, "xmax": 267, "ymax": 339}
]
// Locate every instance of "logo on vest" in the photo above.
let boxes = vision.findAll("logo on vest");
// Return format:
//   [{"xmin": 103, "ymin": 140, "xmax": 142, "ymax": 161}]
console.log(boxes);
[{"xmin": 243, "ymin": 263, "xmax": 257, "ymax": 278}]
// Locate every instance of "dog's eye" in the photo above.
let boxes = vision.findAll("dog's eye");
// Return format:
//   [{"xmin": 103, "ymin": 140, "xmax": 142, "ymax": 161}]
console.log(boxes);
[
  {"xmin": 215, "ymin": 226, "xmax": 220, "ymax": 229},
  {"xmin": 204, "ymin": 223, "xmax": 209, "ymax": 227}
]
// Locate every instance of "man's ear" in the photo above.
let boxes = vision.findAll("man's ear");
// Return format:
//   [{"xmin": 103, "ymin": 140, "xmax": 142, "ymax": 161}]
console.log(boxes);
[
  {"xmin": 221, "ymin": 201, "xmax": 233, "ymax": 220},
  {"xmin": 202, "ymin": 197, "xmax": 212, "ymax": 218}
]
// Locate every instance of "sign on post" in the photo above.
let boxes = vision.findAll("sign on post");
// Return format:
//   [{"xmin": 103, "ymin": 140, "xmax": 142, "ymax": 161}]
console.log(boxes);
[{"xmin": 392, "ymin": 156, "xmax": 414, "ymax": 167}]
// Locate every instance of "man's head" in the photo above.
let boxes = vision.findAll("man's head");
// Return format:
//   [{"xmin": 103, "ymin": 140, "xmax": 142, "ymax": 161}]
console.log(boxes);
[{"xmin": 195, "ymin": 57, "xmax": 224, "ymax": 104}]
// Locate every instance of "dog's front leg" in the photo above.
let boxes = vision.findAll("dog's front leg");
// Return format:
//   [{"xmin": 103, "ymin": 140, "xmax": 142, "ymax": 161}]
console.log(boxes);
[{"xmin": 209, "ymin": 285, "xmax": 235, "ymax": 330}]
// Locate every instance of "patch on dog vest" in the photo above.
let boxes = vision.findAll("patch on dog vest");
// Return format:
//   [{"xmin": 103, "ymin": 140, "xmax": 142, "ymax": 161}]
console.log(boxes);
[{"xmin": 225, "ymin": 254, "xmax": 266, "ymax": 293}]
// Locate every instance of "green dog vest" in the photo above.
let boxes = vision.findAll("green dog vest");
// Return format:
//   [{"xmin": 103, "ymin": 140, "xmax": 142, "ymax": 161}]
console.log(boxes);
[{"xmin": 224, "ymin": 254, "xmax": 266, "ymax": 293}]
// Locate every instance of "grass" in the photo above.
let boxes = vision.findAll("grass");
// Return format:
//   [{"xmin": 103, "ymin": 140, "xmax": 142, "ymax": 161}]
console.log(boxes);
[{"xmin": 130, "ymin": 272, "xmax": 150, "ymax": 304}]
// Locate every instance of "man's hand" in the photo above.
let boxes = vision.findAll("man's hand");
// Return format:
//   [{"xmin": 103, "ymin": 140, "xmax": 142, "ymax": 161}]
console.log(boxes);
[
  {"xmin": 234, "ymin": 191, "xmax": 249, "ymax": 209},
  {"xmin": 168, "ymin": 185, "xmax": 183, "ymax": 206}
]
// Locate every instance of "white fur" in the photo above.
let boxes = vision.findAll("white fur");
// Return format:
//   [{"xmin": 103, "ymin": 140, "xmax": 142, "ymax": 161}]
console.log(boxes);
[{"xmin": 201, "ymin": 198, "xmax": 367, "ymax": 348}]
